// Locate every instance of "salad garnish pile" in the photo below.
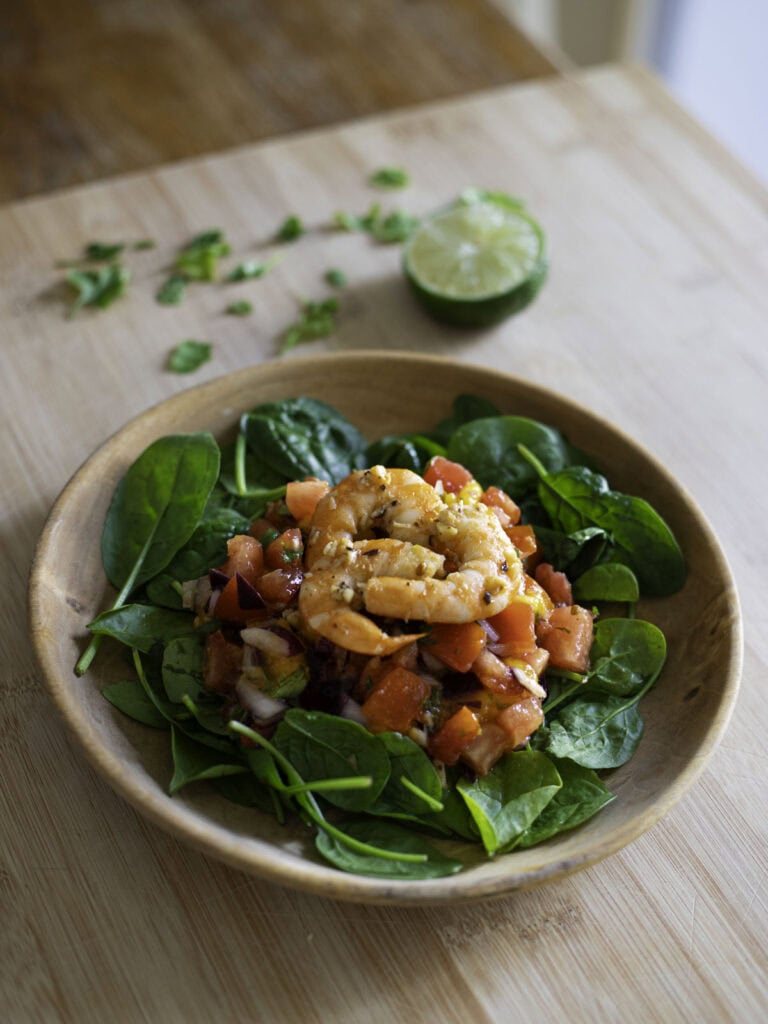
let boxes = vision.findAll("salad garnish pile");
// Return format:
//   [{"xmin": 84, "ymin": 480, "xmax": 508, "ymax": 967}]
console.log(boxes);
[{"xmin": 77, "ymin": 395, "xmax": 685, "ymax": 879}]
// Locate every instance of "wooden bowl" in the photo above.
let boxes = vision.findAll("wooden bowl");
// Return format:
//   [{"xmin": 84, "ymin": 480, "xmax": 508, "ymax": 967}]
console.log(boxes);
[{"xmin": 29, "ymin": 352, "xmax": 742, "ymax": 904}]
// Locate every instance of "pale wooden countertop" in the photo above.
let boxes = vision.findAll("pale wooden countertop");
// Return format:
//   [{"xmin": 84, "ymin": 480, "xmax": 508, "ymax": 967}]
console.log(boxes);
[{"xmin": 2, "ymin": 64, "xmax": 767, "ymax": 1022}]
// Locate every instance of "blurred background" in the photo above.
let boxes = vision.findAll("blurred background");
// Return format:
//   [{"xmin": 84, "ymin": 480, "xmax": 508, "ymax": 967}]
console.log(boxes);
[
  {"xmin": 505, "ymin": 0, "xmax": 768, "ymax": 182},
  {"xmin": 2, "ymin": 0, "xmax": 765, "ymax": 203}
]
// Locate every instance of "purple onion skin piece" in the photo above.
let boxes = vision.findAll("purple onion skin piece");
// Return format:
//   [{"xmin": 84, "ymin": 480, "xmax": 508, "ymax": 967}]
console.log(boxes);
[
  {"xmin": 209, "ymin": 567, "xmax": 230, "ymax": 591},
  {"xmin": 236, "ymin": 572, "xmax": 266, "ymax": 610}
]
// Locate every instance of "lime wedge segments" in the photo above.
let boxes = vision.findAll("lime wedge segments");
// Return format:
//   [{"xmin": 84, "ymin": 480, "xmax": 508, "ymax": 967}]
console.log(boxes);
[{"xmin": 403, "ymin": 196, "xmax": 547, "ymax": 327}]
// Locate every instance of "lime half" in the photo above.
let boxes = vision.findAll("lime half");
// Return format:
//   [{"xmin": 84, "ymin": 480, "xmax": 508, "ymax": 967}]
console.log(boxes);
[{"xmin": 403, "ymin": 197, "xmax": 547, "ymax": 327}]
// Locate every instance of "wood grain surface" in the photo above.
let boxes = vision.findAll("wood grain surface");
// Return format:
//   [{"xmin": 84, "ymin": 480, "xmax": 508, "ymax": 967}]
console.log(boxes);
[
  {"xmin": 2, "ymin": 64, "xmax": 767, "ymax": 1021},
  {"xmin": 0, "ymin": 0, "xmax": 556, "ymax": 202}
]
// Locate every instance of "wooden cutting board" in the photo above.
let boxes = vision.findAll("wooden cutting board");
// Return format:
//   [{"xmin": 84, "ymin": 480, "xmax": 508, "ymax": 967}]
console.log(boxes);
[{"xmin": 2, "ymin": 65, "xmax": 767, "ymax": 1022}]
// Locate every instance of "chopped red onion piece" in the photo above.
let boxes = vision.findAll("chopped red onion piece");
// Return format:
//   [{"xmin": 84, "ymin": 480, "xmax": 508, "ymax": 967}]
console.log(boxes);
[
  {"xmin": 236, "ymin": 572, "xmax": 265, "ymax": 610},
  {"xmin": 339, "ymin": 695, "xmax": 368, "ymax": 725},
  {"xmin": 479, "ymin": 619, "xmax": 500, "ymax": 644},
  {"xmin": 268, "ymin": 624, "xmax": 304, "ymax": 655},
  {"xmin": 241, "ymin": 626, "xmax": 292, "ymax": 657},
  {"xmin": 209, "ymin": 568, "xmax": 230, "ymax": 591},
  {"xmin": 235, "ymin": 677, "xmax": 287, "ymax": 723},
  {"xmin": 181, "ymin": 579, "xmax": 198, "ymax": 610},
  {"xmin": 420, "ymin": 650, "xmax": 446, "ymax": 676}
]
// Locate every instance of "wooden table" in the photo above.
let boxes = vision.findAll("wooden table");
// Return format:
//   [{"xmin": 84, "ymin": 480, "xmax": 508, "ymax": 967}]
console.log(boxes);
[{"xmin": 2, "ymin": 64, "xmax": 767, "ymax": 1022}]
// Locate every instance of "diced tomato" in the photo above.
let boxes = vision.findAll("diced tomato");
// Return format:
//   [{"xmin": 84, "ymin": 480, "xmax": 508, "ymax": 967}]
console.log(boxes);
[
  {"xmin": 472, "ymin": 647, "xmax": 516, "ymax": 694},
  {"xmin": 519, "ymin": 647, "xmax": 550, "ymax": 678},
  {"xmin": 505, "ymin": 524, "xmax": 538, "ymax": 561},
  {"xmin": 423, "ymin": 456, "xmax": 474, "ymax": 494},
  {"xmin": 203, "ymin": 630, "xmax": 242, "ymax": 694},
  {"xmin": 285, "ymin": 478, "xmax": 330, "ymax": 527},
  {"xmin": 360, "ymin": 667, "xmax": 431, "ymax": 734},
  {"xmin": 481, "ymin": 486, "xmax": 521, "ymax": 526},
  {"xmin": 536, "ymin": 605, "xmax": 594, "ymax": 673},
  {"xmin": 212, "ymin": 572, "xmax": 264, "ymax": 623},
  {"xmin": 427, "ymin": 622, "xmax": 487, "ymax": 673},
  {"xmin": 486, "ymin": 601, "xmax": 536, "ymax": 657},
  {"xmin": 427, "ymin": 706, "xmax": 482, "ymax": 765},
  {"xmin": 219, "ymin": 534, "xmax": 264, "ymax": 587},
  {"xmin": 256, "ymin": 566, "xmax": 304, "ymax": 611},
  {"xmin": 249, "ymin": 518, "xmax": 278, "ymax": 545},
  {"xmin": 461, "ymin": 723, "xmax": 509, "ymax": 775},
  {"xmin": 264, "ymin": 528, "xmax": 304, "ymax": 571},
  {"xmin": 497, "ymin": 697, "xmax": 544, "ymax": 749},
  {"xmin": 535, "ymin": 562, "xmax": 573, "ymax": 606}
]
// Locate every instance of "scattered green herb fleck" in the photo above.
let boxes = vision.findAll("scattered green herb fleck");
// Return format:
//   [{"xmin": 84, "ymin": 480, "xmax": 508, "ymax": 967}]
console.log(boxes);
[
  {"xmin": 275, "ymin": 215, "xmax": 304, "ymax": 243},
  {"xmin": 85, "ymin": 242, "xmax": 125, "ymax": 261},
  {"xmin": 133, "ymin": 239, "xmax": 156, "ymax": 251},
  {"xmin": 333, "ymin": 204, "xmax": 417, "ymax": 243},
  {"xmin": 226, "ymin": 300, "xmax": 253, "ymax": 317},
  {"xmin": 176, "ymin": 229, "xmax": 231, "ymax": 281},
  {"xmin": 66, "ymin": 264, "xmax": 129, "ymax": 316},
  {"xmin": 226, "ymin": 254, "xmax": 282, "ymax": 282},
  {"xmin": 369, "ymin": 167, "xmax": 410, "ymax": 190},
  {"xmin": 156, "ymin": 274, "xmax": 187, "ymax": 305},
  {"xmin": 324, "ymin": 268, "xmax": 347, "ymax": 288},
  {"xmin": 280, "ymin": 298, "xmax": 339, "ymax": 354},
  {"xmin": 167, "ymin": 340, "xmax": 212, "ymax": 373}
]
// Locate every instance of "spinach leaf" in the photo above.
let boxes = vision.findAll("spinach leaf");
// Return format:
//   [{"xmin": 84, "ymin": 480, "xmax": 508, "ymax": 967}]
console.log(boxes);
[
  {"xmin": 315, "ymin": 818, "xmax": 462, "ymax": 879},
  {"xmin": 145, "ymin": 505, "xmax": 250, "ymax": 607},
  {"xmin": 534, "ymin": 526, "xmax": 608, "ymax": 577},
  {"xmin": 180, "ymin": 694, "xmax": 231, "ymax": 736},
  {"xmin": 535, "ymin": 464, "xmax": 685, "ymax": 596},
  {"xmin": 169, "ymin": 726, "xmax": 247, "ymax": 795},
  {"xmin": 274, "ymin": 709, "xmax": 390, "ymax": 811},
  {"xmin": 365, "ymin": 434, "xmax": 445, "ymax": 474},
  {"xmin": 102, "ymin": 679, "xmax": 169, "ymax": 728},
  {"xmin": 587, "ymin": 619, "xmax": 666, "ymax": 697},
  {"xmin": 101, "ymin": 433, "xmax": 221, "ymax": 590},
  {"xmin": 457, "ymin": 749, "xmax": 562, "ymax": 855},
  {"xmin": 516, "ymin": 757, "xmax": 614, "ymax": 848},
  {"xmin": 543, "ymin": 697, "xmax": 644, "ymax": 769},
  {"xmin": 433, "ymin": 394, "xmax": 501, "ymax": 445},
  {"xmin": 162, "ymin": 635, "xmax": 205, "ymax": 702},
  {"xmin": 429, "ymin": 785, "xmax": 480, "ymax": 840},
  {"xmin": 213, "ymin": 772, "xmax": 277, "ymax": 814},
  {"xmin": 448, "ymin": 416, "xmax": 571, "ymax": 497},
  {"xmin": 368, "ymin": 733, "xmax": 444, "ymax": 816},
  {"xmin": 86, "ymin": 604, "xmax": 196, "ymax": 652},
  {"xmin": 218, "ymin": 440, "xmax": 288, "ymax": 496},
  {"xmin": 574, "ymin": 564, "xmax": 639, "ymax": 603},
  {"xmin": 242, "ymin": 398, "xmax": 367, "ymax": 484}
]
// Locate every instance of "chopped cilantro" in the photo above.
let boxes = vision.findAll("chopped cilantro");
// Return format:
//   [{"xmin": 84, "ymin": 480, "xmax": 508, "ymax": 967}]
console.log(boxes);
[
  {"xmin": 66, "ymin": 264, "xmax": 129, "ymax": 317},
  {"xmin": 332, "ymin": 204, "xmax": 417, "ymax": 243},
  {"xmin": 175, "ymin": 229, "xmax": 231, "ymax": 281},
  {"xmin": 226, "ymin": 253, "xmax": 283, "ymax": 282},
  {"xmin": 274, "ymin": 215, "xmax": 304, "ymax": 243},
  {"xmin": 280, "ymin": 297, "xmax": 339, "ymax": 354},
  {"xmin": 85, "ymin": 242, "xmax": 125, "ymax": 261},
  {"xmin": 156, "ymin": 274, "xmax": 187, "ymax": 305},
  {"xmin": 166, "ymin": 340, "xmax": 212, "ymax": 373},
  {"xmin": 369, "ymin": 166, "xmax": 410, "ymax": 190},
  {"xmin": 133, "ymin": 239, "xmax": 156, "ymax": 251},
  {"xmin": 324, "ymin": 268, "xmax": 347, "ymax": 288},
  {"xmin": 226, "ymin": 300, "xmax": 253, "ymax": 316}
]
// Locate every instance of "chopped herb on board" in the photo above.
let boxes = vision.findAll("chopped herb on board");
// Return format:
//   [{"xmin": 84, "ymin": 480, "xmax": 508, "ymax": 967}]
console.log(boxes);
[
  {"xmin": 226, "ymin": 254, "xmax": 283, "ymax": 282},
  {"xmin": 369, "ymin": 166, "xmax": 410, "ymax": 190},
  {"xmin": 226, "ymin": 300, "xmax": 253, "ymax": 316},
  {"xmin": 324, "ymin": 268, "xmax": 347, "ymax": 288},
  {"xmin": 166, "ymin": 340, "xmax": 212, "ymax": 373},
  {"xmin": 66, "ymin": 264, "xmax": 130, "ymax": 317},
  {"xmin": 156, "ymin": 274, "xmax": 187, "ymax": 305},
  {"xmin": 274, "ymin": 215, "xmax": 304, "ymax": 243},
  {"xmin": 133, "ymin": 239, "xmax": 156, "ymax": 251},
  {"xmin": 280, "ymin": 298, "xmax": 339, "ymax": 354},
  {"xmin": 176, "ymin": 230, "xmax": 231, "ymax": 281},
  {"xmin": 333, "ymin": 204, "xmax": 417, "ymax": 243},
  {"xmin": 85, "ymin": 242, "xmax": 126, "ymax": 261}
]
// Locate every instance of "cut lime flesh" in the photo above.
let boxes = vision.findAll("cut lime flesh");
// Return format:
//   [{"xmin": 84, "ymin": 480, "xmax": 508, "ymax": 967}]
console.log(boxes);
[{"xmin": 404, "ymin": 201, "xmax": 547, "ymax": 327}]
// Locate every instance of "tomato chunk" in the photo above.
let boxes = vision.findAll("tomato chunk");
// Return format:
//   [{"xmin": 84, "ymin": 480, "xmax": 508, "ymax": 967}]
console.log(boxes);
[
  {"xmin": 505, "ymin": 524, "xmax": 538, "ymax": 560},
  {"xmin": 285, "ymin": 478, "xmax": 330, "ymax": 527},
  {"xmin": 423, "ymin": 456, "xmax": 474, "ymax": 494},
  {"xmin": 264, "ymin": 528, "xmax": 304, "ymax": 571},
  {"xmin": 203, "ymin": 630, "xmax": 242, "ymax": 694},
  {"xmin": 535, "ymin": 562, "xmax": 573, "ymax": 606},
  {"xmin": 428, "ymin": 706, "xmax": 482, "ymax": 765},
  {"xmin": 219, "ymin": 534, "xmax": 264, "ymax": 587},
  {"xmin": 536, "ymin": 605, "xmax": 594, "ymax": 673},
  {"xmin": 461, "ymin": 723, "xmax": 508, "ymax": 775},
  {"xmin": 497, "ymin": 698, "xmax": 544, "ymax": 748},
  {"xmin": 360, "ymin": 667, "xmax": 431, "ymax": 734},
  {"xmin": 487, "ymin": 601, "xmax": 536, "ymax": 657},
  {"xmin": 481, "ymin": 486, "xmax": 521, "ymax": 526},
  {"xmin": 427, "ymin": 622, "xmax": 487, "ymax": 673}
]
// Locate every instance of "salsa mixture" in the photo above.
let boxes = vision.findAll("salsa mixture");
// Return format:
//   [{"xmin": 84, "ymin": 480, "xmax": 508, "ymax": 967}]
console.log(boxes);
[{"xmin": 82, "ymin": 396, "xmax": 684, "ymax": 878}]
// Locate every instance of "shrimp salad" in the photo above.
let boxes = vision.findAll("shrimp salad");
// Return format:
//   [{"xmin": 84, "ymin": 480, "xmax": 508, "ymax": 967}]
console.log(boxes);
[{"xmin": 86, "ymin": 395, "xmax": 685, "ymax": 878}]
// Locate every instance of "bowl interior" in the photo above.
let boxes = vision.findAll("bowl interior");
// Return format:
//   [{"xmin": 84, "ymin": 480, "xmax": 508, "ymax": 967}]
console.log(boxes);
[{"xmin": 29, "ymin": 352, "xmax": 742, "ymax": 904}]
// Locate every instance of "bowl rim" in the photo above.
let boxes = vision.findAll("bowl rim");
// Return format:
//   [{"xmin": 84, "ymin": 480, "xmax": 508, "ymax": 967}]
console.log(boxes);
[{"xmin": 28, "ymin": 351, "xmax": 743, "ymax": 904}]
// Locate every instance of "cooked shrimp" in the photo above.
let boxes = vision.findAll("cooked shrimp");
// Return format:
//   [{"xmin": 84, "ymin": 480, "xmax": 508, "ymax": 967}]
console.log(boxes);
[
  {"xmin": 364, "ymin": 503, "xmax": 523, "ymax": 623},
  {"xmin": 306, "ymin": 466, "xmax": 442, "ymax": 568},
  {"xmin": 299, "ymin": 538, "xmax": 445, "ymax": 655}
]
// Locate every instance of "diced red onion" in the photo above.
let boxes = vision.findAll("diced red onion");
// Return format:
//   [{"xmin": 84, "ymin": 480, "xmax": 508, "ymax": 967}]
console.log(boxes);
[
  {"xmin": 209, "ymin": 568, "xmax": 230, "ymax": 591},
  {"xmin": 339, "ymin": 695, "xmax": 368, "ymax": 725},
  {"xmin": 510, "ymin": 664, "xmax": 547, "ymax": 699},
  {"xmin": 181, "ymin": 579, "xmax": 198, "ymax": 610},
  {"xmin": 207, "ymin": 588, "xmax": 220, "ymax": 615},
  {"xmin": 420, "ymin": 650, "xmax": 446, "ymax": 675},
  {"xmin": 241, "ymin": 626, "xmax": 293, "ymax": 657},
  {"xmin": 479, "ymin": 619, "xmax": 500, "ymax": 644},
  {"xmin": 268, "ymin": 624, "xmax": 304, "ymax": 655},
  {"xmin": 235, "ymin": 677, "xmax": 287, "ymax": 723},
  {"xmin": 236, "ymin": 572, "xmax": 265, "ymax": 610}
]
